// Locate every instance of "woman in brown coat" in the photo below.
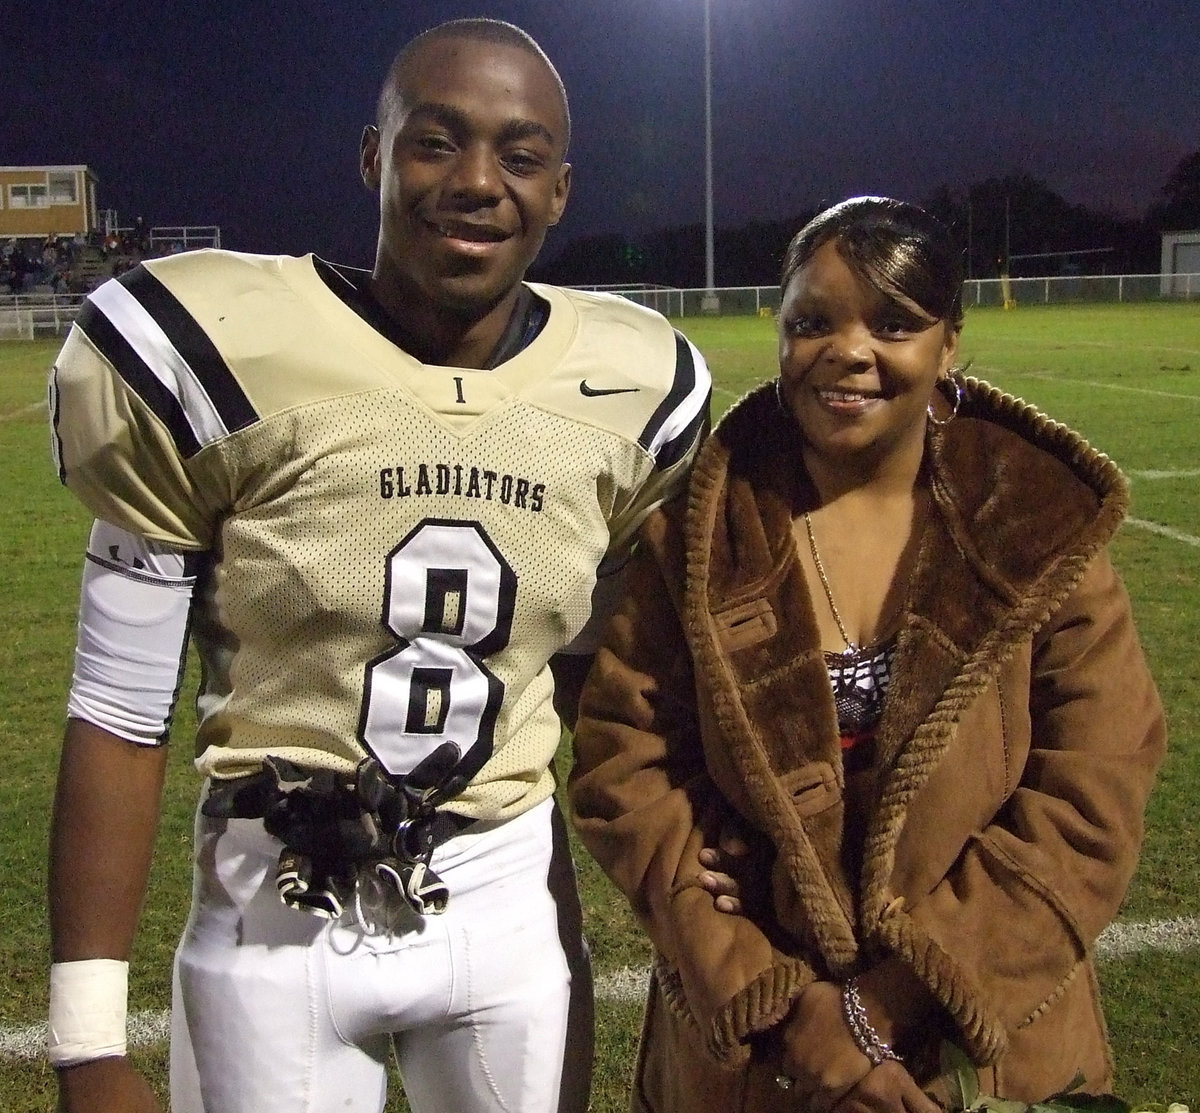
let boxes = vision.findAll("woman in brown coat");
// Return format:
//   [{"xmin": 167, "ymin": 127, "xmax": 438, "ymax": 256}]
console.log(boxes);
[{"xmin": 569, "ymin": 197, "xmax": 1165, "ymax": 1112}]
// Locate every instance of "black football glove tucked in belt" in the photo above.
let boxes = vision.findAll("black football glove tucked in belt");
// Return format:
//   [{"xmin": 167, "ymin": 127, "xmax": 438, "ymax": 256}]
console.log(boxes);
[{"xmin": 201, "ymin": 743, "xmax": 472, "ymax": 920}]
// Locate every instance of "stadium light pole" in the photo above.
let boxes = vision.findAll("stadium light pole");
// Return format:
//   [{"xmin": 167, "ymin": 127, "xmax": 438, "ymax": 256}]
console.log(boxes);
[{"xmin": 700, "ymin": 0, "xmax": 720, "ymax": 313}]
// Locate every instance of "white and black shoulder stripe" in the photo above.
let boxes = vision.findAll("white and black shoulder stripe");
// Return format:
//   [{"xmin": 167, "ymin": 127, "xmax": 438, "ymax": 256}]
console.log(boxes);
[
  {"xmin": 638, "ymin": 330, "xmax": 711, "ymax": 470},
  {"xmin": 76, "ymin": 264, "xmax": 258, "ymax": 459}
]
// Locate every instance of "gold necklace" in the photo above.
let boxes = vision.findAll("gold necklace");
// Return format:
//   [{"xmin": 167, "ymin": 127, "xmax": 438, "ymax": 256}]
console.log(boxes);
[{"xmin": 803, "ymin": 511, "xmax": 859, "ymax": 655}]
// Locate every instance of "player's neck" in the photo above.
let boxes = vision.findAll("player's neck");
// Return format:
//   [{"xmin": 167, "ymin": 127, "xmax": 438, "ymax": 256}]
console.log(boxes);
[{"xmin": 369, "ymin": 276, "xmax": 521, "ymax": 369}]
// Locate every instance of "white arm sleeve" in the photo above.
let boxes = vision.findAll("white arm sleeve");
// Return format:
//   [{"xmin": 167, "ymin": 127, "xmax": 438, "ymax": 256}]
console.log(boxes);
[{"xmin": 68, "ymin": 520, "xmax": 202, "ymax": 745}]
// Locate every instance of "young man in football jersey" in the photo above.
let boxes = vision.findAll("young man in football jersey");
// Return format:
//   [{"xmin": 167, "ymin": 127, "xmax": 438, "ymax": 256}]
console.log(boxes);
[{"xmin": 46, "ymin": 18, "xmax": 710, "ymax": 1113}]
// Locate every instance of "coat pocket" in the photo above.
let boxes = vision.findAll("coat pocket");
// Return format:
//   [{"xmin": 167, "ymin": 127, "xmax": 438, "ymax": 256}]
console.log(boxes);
[
  {"xmin": 778, "ymin": 761, "xmax": 840, "ymax": 817},
  {"xmin": 713, "ymin": 598, "xmax": 777, "ymax": 652}
]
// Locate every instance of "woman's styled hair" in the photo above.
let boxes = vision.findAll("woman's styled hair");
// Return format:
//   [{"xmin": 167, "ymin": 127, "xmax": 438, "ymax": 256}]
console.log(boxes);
[{"xmin": 781, "ymin": 196, "xmax": 964, "ymax": 329}]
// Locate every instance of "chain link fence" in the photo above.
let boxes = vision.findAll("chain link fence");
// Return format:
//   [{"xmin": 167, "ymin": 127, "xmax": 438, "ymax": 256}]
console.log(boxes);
[{"xmin": 3, "ymin": 272, "xmax": 1197, "ymax": 340}]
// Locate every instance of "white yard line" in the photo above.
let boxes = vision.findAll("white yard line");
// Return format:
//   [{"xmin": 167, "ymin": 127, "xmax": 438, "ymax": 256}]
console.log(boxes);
[
  {"xmin": 1126, "ymin": 517, "xmax": 1200, "ymax": 548},
  {"xmin": 0, "ymin": 401, "xmax": 46, "ymax": 423},
  {"xmin": 1097, "ymin": 915, "xmax": 1200, "ymax": 957},
  {"xmin": 4, "ymin": 917, "xmax": 1198, "ymax": 1061},
  {"xmin": 593, "ymin": 916, "xmax": 1200, "ymax": 1003},
  {"xmin": 967, "ymin": 363, "xmax": 1200, "ymax": 403},
  {"xmin": 971, "ymin": 338, "xmax": 1200, "ymax": 358},
  {"xmin": 2, "ymin": 1007, "xmax": 171, "ymax": 1062},
  {"xmin": 1128, "ymin": 468, "xmax": 1200, "ymax": 480},
  {"xmin": 1016, "ymin": 374, "xmax": 1199, "ymax": 402},
  {"xmin": 595, "ymin": 965, "xmax": 654, "ymax": 1004}
]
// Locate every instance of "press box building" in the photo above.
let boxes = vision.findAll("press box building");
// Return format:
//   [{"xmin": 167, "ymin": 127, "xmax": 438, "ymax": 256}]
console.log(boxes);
[{"xmin": 0, "ymin": 165, "xmax": 99, "ymax": 242}]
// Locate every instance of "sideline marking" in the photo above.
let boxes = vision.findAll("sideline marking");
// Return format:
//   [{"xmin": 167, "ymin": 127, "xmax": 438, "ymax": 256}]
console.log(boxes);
[
  {"xmin": 1098, "ymin": 915, "xmax": 1200, "ymax": 957},
  {"xmin": 596, "ymin": 915, "xmax": 1200, "ymax": 1002},
  {"xmin": 969, "ymin": 364, "xmax": 1200, "ymax": 403},
  {"xmin": 4, "ymin": 917, "xmax": 1198, "ymax": 1061},
  {"xmin": 1018, "ymin": 374, "xmax": 1199, "ymax": 402},
  {"xmin": 970, "ymin": 338, "xmax": 1200, "ymax": 358},
  {"xmin": 1128, "ymin": 468, "xmax": 1200, "ymax": 480},
  {"xmin": 2, "ymin": 1008, "xmax": 170, "ymax": 1063},
  {"xmin": 0, "ymin": 401, "xmax": 46, "ymax": 423},
  {"xmin": 1126, "ymin": 517, "xmax": 1200, "ymax": 548}
]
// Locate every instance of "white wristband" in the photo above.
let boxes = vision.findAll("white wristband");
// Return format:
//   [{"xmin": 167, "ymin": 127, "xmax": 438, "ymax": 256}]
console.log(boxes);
[{"xmin": 47, "ymin": 959, "xmax": 129, "ymax": 1067}]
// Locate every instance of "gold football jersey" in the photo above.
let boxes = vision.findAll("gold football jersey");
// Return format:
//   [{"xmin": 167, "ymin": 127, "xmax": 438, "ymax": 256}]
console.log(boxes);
[{"xmin": 50, "ymin": 250, "xmax": 710, "ymax": 820}]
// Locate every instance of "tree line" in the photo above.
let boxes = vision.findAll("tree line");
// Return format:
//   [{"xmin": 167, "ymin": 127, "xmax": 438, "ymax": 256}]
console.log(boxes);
[{"xmin": 533, "ymin": 150, "xmax": 1200, "ymax": 289}]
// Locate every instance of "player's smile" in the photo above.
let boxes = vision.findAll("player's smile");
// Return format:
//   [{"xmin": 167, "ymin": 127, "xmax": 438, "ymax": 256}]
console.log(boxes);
[
  {"xmin": 427, "ymin": 217, "xmax": 510, "ymax": 254},
  {"xmin": 433, "ymin": 219, "xmax": 507, "ymax": 241},
  {"xmin": 362, "ymin": 35, "xmax": 571, "ymax": 334}
]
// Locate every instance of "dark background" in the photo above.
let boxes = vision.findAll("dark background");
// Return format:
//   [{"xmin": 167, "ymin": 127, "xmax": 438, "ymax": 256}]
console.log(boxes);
[{"xmin": 5, "ymin": 0, "xmax": 1199, "ymax": 283}]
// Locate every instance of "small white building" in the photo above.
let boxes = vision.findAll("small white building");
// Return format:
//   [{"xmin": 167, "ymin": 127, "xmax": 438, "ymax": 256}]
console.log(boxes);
[{"xmin": 1161, "ymin": 230, "xmax": 1200, "ymax": 296}]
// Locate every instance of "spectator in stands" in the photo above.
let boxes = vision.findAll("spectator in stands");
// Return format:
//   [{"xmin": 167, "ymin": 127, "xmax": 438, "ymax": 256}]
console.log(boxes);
[{"xmin": 6, "ymin": 243, "xmax": 28, "ymax": 294}]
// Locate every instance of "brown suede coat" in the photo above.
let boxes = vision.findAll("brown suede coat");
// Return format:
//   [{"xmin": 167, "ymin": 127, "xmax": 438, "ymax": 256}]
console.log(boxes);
[{"xmin": 570, "ymin": 376, "xmax": 1165, "ymax": 1110}]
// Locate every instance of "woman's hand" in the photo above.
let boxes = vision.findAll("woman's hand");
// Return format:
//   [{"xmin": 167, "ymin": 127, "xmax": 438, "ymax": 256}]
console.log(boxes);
[
  {"xmin": 777, "ymin": 981, "xmax": 939, "ymax": 1113},
  {"xmin": 830, "ymin": 1063, "xmax": 941, "ymax": 1113},
  {"xmin": 698, "ymin": 819, "xmax": 753, "ymax": 914},
  {"xmin": 778, "ymin": 980, "xmax": 872, "ymax": 1107}
]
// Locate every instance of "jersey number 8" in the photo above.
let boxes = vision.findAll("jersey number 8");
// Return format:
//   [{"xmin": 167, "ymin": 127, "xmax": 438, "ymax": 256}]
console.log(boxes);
[{"xmin": 358, "ymin": 519, "xmax": 516, "ymax": 783}]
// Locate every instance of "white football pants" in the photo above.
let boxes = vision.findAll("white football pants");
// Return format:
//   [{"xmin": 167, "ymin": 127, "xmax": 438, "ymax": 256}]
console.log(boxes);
[{"xmin": 169, "ymin": 794, "xmax": 593, "ymax": 1113}]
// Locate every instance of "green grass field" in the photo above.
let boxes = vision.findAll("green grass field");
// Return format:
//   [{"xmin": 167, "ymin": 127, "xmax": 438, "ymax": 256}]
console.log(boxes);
[{"xmin": 1, "ymin": 301, "xmax": 1197, "ymax": 1108}]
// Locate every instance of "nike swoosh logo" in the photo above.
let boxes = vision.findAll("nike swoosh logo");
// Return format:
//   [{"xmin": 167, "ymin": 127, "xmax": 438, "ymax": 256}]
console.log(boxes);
[{"xmin": 580, "ymin": 381, "xmax": 640, "ymax": 397}]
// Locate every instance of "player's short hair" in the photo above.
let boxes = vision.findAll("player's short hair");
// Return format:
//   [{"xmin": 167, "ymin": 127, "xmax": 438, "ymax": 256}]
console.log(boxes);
[
  {"xmin": 781, "ymin": 196, "xmax": 964, "ymax": 329},
  {"xmin": 377, "ymin": 19, "xmax": 571, "ymax": 155}
]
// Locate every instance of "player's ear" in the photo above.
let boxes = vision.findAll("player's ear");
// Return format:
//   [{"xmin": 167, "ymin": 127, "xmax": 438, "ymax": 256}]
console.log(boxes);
[
  {"xmin": 548, "ymin": 162, "xmax": 571, "ymax": 226},
  {"xmin": 361, "ymin": 126, "xmax": 382, "ymax": 190}
]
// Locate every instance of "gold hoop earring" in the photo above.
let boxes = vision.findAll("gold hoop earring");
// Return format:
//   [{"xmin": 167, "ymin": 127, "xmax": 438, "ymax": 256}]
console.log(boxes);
[{"xmin": 927, "ymin": 377, "xmax": 962, "ymax": 427}]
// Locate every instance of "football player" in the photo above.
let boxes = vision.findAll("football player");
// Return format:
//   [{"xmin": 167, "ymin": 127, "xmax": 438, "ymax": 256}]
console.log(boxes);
[{"xmin": 46, "ymin": 18, "xmax": 710, "ymax": 1113}]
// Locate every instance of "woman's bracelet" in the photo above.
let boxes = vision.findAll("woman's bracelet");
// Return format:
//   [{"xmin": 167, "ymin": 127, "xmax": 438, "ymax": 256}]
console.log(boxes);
[
  {"xmin": 841, "ymin": 977, "xmax": 902, "ymax": 1067},
  {"xmin": 47, "ymin": 959, "xmax": 129, "ymax": 1067}
]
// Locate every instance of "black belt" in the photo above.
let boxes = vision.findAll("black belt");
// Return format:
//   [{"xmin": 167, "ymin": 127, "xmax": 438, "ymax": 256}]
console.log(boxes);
[{"xmin": 202, "ymin": 748, "xmax": 473, "ymax": 919}]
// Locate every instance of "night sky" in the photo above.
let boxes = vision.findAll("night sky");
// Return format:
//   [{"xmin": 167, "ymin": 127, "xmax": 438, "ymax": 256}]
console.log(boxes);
[{"xmin": 5, "ymin": 0, "xmax": 1198, "ymax": 273}]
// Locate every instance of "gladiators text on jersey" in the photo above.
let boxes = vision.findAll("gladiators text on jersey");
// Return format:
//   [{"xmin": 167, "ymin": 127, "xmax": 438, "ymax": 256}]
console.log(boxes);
[{"xmin": 378, "ymin": 462, "xmax": 547, "ymax": 511}]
